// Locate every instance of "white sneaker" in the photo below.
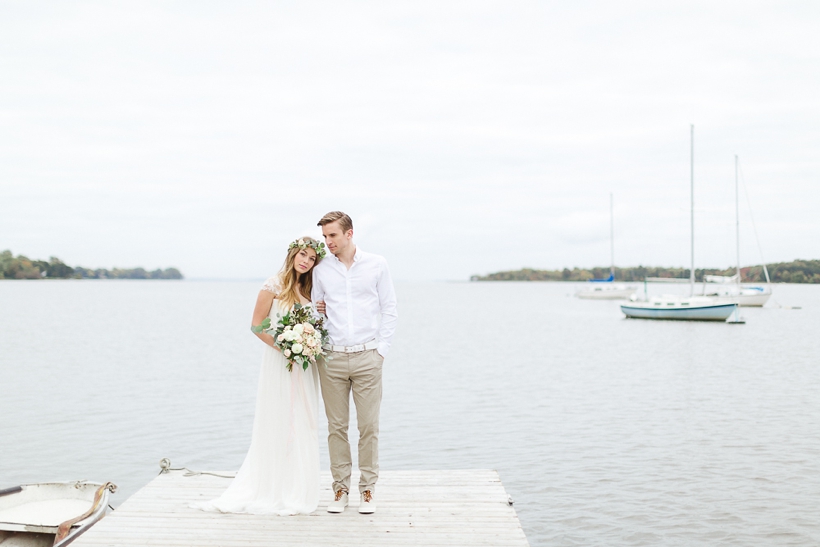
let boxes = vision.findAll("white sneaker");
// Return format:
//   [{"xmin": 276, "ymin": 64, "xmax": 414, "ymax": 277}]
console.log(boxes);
[
  {"xmin": 358, "ymin": 490, "xmax": 376, "ymax": 514},
  {"xmin": 327, "ymin": 490, "xmax": 348, "ymax": 513}
]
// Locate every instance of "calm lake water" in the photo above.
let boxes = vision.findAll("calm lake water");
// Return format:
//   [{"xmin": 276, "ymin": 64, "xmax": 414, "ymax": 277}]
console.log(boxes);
[{"xmin": 1, "ymin": 280, "xmax": 819, "ymax": 546}]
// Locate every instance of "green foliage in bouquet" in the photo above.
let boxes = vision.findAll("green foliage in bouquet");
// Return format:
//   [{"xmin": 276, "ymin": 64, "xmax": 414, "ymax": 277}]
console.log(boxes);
[
  {"xmin": 252, "ymin": 303, "xmax": 328, "ymax": 371},
  {"xmin": 251, "ymin": 318, "xmax": 272, "ymax": 334}
]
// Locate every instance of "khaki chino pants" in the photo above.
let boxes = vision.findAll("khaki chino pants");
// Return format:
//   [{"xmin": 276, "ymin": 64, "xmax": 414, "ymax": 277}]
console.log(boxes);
[{"xmin": 318, "ymin": 348, "xmax": 383, "ymax": 495}]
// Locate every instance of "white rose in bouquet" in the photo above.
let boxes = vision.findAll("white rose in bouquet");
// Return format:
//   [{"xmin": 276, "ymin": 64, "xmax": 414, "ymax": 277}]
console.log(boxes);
[{"xmin": 263, "ymin": 301, "xmax": 328, "ymax": 372}]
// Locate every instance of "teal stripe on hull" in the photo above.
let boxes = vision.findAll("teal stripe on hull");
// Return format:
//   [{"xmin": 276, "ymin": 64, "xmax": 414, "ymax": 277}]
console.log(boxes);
[{"xmin": 620, "ymin": 303, "xmax": 737, "ymax": 321}]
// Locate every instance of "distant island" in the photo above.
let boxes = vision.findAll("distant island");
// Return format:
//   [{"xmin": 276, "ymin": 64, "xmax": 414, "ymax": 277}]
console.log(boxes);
[
  {"xmin": 471, "ymin": 259, "xmax": 820, "ymax": 284},
  {"xmin": 0, "ymin": 250, "xmax": 183, "ymax": 280}
]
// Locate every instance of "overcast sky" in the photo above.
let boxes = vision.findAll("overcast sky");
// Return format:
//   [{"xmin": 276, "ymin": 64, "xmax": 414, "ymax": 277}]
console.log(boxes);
[{"xmin": 2, "ymin": 1, "xmax": 818, "ymax": 280}]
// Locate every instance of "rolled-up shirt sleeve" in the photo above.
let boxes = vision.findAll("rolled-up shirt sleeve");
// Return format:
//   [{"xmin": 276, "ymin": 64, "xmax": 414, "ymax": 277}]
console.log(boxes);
[{"xmin": 377, "ymin": 259, "xmax": 398, "ymax": 357}]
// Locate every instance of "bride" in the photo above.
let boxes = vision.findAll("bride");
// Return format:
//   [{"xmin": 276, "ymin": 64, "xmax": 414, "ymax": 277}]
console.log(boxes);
[{"xmin": 195, "ymin": 237, "xmax": 325, "ymax": 515}]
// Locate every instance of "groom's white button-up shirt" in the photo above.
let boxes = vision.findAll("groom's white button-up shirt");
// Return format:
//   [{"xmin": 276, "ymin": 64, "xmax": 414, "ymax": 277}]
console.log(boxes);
[{"xmin": 311, "ymin": 247, "xmax": 398, "ymax": 357}]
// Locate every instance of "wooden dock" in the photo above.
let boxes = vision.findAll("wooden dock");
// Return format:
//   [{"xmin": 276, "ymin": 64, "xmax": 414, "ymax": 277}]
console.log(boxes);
[{"xmin": 72, "ymin": 469, "xmax": 530, "ymax": 547}]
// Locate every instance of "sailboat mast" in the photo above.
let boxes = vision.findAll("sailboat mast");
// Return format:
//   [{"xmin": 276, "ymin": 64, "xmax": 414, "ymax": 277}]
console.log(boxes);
[
  {"xmin": 610, "ymin": 193, "xmax": 615, "ymax": 279},
  {"xmin": 690, "ymin": 124, "xmax": 695, "ymax": 297},
  {"xmin": 735, "ymin": 155, "xmax": 741, "ymax": 284}
]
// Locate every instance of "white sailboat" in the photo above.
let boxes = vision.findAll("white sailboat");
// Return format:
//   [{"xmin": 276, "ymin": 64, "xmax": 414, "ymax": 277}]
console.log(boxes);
[
  {"xmin": 701, "ymin": 155, "xmax": 772, "ymax": 307},
  {"xmin": 620, "ymin": 294, "xmax": 740, "ymax": 321},
  {"xmin": 704, "ymin": 278, "xmax": 771, "ymax": 306},
  {"xmin": 576, "ymin": 194, "xmax": 637, "ymax": 300},
  {"xmin": 621, "ymin": 125, "xmax": 739, "ymax": 322}
]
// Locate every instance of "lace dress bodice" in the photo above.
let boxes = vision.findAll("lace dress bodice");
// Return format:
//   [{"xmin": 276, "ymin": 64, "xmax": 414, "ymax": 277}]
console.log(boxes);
[{"xmin": 261, "ymin": 276, "xmax": 312, "ymax": 317}]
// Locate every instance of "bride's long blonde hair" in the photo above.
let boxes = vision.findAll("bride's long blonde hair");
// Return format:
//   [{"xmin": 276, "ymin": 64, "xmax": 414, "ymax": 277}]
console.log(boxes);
[{"xmin": 276, "ymin": 236, "xmax": 322, "ymax": 309}]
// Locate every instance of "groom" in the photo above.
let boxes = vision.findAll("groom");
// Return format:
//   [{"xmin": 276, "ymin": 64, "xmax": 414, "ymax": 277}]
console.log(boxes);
[{"xmin": 311, "ymin": 211, "xmax": 398, "ymax": 514}]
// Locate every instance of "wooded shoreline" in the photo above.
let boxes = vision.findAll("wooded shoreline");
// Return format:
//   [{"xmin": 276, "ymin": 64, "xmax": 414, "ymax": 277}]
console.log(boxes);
[
  {"xmin": 472, "ymin": 259, "xmax": 820, "ymax": 284},
  {"xmin": 0, "ymin": 250, "xmax": 183, "ymax": 280}
]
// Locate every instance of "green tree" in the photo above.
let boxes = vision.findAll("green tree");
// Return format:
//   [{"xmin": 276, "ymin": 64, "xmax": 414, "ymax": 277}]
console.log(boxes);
[
  {"xmin": 46, "ymin": 256, "xmax": 74, "ymax": 278},
  {"xmin": 5, "ymin": 255, "xmax": 43, "ymax": 279}
]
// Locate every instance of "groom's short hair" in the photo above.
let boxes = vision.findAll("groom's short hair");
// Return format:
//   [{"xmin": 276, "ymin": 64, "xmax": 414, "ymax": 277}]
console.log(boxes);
[{"xmin": 318, "ymin": 211, "xmax": 353, "ymax": 233}]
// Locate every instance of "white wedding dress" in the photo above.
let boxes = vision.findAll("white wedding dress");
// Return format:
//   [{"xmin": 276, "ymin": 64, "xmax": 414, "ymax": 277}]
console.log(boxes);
[{"xmin": 194, "ymin": 278, "xmax": 320, "ymax": 515}]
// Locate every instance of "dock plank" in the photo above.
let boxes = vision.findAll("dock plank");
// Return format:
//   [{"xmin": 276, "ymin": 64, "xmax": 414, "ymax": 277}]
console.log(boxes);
[{"xmin": 73, "ymin": 470, "xmax": 529, "ymax": 547}]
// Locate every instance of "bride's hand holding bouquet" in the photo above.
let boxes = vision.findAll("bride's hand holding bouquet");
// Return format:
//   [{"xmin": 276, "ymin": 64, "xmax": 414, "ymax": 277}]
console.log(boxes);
[{"xmin": 253, "ymin": 304, "xmax": 328, "ymax": 371}]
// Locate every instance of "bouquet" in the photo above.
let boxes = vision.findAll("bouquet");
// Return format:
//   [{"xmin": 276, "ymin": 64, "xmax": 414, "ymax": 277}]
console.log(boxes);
[{"xmin": 252, "ymin": 304, "xmax": 328, "ymax": 371}]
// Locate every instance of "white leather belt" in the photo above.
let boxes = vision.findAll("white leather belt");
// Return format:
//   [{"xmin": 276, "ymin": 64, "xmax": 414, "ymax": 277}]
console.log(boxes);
[{"xmin": 323, "ymin": 340, "xmax": 378, "ymax": 353}]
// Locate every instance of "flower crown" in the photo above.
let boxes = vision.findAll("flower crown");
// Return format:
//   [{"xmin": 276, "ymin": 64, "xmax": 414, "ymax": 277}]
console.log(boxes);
[{"xmin": 289, "ymin": 238, "xmax": 327, "ymax": 259}]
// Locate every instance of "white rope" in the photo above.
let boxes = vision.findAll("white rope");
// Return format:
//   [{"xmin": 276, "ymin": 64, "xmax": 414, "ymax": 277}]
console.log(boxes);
[{"xmin": 158, "ymin": 458, "xmax": 235, "ymax": 479}]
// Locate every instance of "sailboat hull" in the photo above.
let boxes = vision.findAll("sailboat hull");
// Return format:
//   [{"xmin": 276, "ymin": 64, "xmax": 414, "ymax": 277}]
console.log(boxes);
[
  {"xmin": 712, "ymin": 293, "xmax": 770, "ymax": 307},
  {"xmin": 620, "ymin": 302, "xmax": 738, "ymax": 321},
  {"xmin": 577, "ymin": 286, "xmax": 637, "ymax": 300},
  {"xmin": 704, "ymin": 285, "xmax": 772, "ymax": 307}
]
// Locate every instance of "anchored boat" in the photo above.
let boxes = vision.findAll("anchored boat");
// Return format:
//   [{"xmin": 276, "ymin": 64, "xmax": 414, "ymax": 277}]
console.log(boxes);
[
  {"xmin": 703, "ymin": 274, "xmax": 772, "ymax": 307},
  {"xmin": 0, "ymin": 481, "xmax": 116, "ymax": 547},
  {"xmin": 621, "ymin": 295, "xmax": 737, "ymax": 321},
  {"xmin": 577, "ymin": 281, "xmax": 637, "ymax": 300},
  {"xmin": 576, "ymin": 194, "xmax": 637, "ymax": 300},
  {"xmin": 700, "ymin": 155, "xmax": 772, "ymax": 307},
  {"xmin": 621, "ymin": 125, "xmax": 741, "ymax": 323}
]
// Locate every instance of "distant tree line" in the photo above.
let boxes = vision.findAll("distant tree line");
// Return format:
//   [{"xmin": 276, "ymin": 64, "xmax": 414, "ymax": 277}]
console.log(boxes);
[
  {"xmin": 472, "ymin": 259, "xmax": 820, "ymax": 284},
  {"xmin": 0, "ymin": 250, "xmax": 183, "ymax": 280}
]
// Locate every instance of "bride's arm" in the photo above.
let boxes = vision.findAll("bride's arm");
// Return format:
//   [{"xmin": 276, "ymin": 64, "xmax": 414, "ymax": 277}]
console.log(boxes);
[{"xmin": 251, "ymin": 290, "xmax": 279, "ymax": 350}]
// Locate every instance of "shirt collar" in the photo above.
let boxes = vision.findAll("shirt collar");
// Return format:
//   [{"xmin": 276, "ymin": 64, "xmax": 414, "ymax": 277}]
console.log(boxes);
[{"xmin": 332, "ymin": 245, "xmax": 361, "ymax": 264}]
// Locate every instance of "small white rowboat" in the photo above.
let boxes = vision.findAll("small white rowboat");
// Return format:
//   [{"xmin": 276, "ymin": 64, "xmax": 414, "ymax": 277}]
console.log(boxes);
[{"xmin": 0, "ymin": 482, "xmax": 116, "ymax": 547}]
